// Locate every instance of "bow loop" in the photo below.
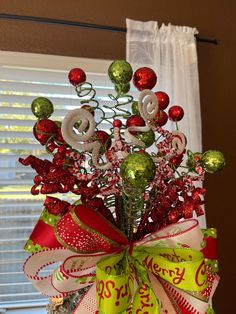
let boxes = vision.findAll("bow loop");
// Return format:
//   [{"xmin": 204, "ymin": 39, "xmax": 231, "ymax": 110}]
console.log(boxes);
[
  {"xmin": 96, "ymin": 251, "xmax": 135, "ymax": 314},
  {"xmin": 133, "ymin": 247, "xmax": 207, "ymax": 292}
]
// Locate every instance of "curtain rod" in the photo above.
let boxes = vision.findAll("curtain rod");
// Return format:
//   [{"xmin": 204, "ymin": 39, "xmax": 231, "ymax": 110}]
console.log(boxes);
[{"xmin": 0, "ymin": 13, "xmax": 219, "ymax": 45}]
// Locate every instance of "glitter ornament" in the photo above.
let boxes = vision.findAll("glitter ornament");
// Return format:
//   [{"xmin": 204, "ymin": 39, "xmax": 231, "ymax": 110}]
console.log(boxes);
[
  {"xmin": 115, "ymin": 83, "xmax": 130, "ymax": 95},
  {"xmin": 168, "ymin": 106, "xmax": 184, "ymax": 121},
  {"xmin": 113, "ymin": 119, "xmax": 122, "ymax": 128},
  {"xmin": 155, "ymin": 91, "xmax": 170, "ymax": 110},
  {"xmin": 126, "ymin": 115, "xmax": 145, "ymax": 134},
  {"xmin": 108, "ymin": 60, "xmax": 133, "ymax": 85},
  {"xmin": 68, "ymin": 68, "xmax": 86, "ymax": 86},
  {"xmin": 33, "ymin": 119, "xmax": 58, "ymax": 145},
  {"xmin": 136, "ymin": 129, "xmax": 155, "ymax": 148},
  {"xmin": 152, "ymin": 110, "xmax": 168, "ymax": 126},
  {"xmin": 120, "ymin": 152, "xmax": 156, "ymax": 189},
  {"xmin": 131, "ymin": 101, "xmax": 140, "ymax": 115},
  {"xmin": 31, "ymin": 97, "xmax": 54, "ymax": 119},
  {"xmin": 133, "ymin": 67, "xmax": 157, "ymax": 91},
  {"xmin": 202, "ymin": 150, "xmax": 225, "ymax": 173}
]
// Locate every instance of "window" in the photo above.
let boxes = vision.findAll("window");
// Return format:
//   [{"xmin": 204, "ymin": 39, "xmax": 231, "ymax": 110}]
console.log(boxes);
[{"xmin": 0, "ymin": 51, "xmax": 121, "ymax": 312}]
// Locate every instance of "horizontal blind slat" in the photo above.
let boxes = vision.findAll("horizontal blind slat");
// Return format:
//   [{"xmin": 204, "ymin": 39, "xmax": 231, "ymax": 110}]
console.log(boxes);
[
  {"xmin": 0, "ymin": 167, "xmax": 35, "ymax": 173},
  {"xmin": 0, "ymin": 106, "xmax": 68, "ymax": 116},
  {"xmin": 0, "ymin": 119, "xmax": 35, "ymax": 127},
  {"xmin": 0, "ymin": 143, "xmax": 44, "ymax": 149},
  {"xmin": 1, "ymin": 83, "xmax": 118, "ymax": 99},
  {"xmin": 0, "ymin": 67, "xmax": 113, "ymax": 86},
  {"xmin": 0, "ymin": 131, "xmax": 36, "ymax": 138},
  {"xmin": 0, "ymin": 155, "xmax": 50, "ymax": 161},
  {"xmin": 0, "ymin": 202, "xmax": 43, "ymax": 208}
]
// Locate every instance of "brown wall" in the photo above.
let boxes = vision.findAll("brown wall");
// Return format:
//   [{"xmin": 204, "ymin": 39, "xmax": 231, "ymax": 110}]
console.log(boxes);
[{"xmin": 1, "ymin": 0, "xmax": 235, "ymax": 311}]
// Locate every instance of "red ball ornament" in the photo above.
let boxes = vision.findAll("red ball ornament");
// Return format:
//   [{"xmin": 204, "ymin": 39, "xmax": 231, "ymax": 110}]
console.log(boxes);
[
  {"xmin": 133, "ymin": 67, "xmax": 157, "ymax": 91},
  {"xmin": 126, "ymin": 115, "xmax": 145, "ymax": 134},
  {"xmin": 113, "ymin": 119, "xmax": 122, "ymax": 128},
  {"xmin": 33, "ymin": 119, "xmax": 58, "ymax": 145},
  {"xmin": 95, "ymin": 130, "xmax": 112, "ymax": 150},
  {"xmin": 155, "ymin": 91, "xmax": 170, "ymax": 110},
  {"xmin": 68, "ymin": 68, "xmax": 86, "ymax": 86},
  {"xmin": 81, "ymin": 104, "xmax": 95, "ymax": 116},
  {"xmin": 168, "ymin": 106, "xmax": 184, "ymax": 121},
  {"xmin": 152, "ymin": 110, "xmax": 168, "ymax": 126}
]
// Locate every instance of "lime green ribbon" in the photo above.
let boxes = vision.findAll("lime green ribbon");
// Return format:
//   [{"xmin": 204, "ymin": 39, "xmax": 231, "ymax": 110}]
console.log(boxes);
[{"xmin": 96, "ymin": 246, "xmax": 207, "ymax": 314}]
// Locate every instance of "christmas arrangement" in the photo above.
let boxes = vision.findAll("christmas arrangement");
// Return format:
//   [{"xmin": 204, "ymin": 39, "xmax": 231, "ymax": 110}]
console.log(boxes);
[{"xmin": 20, "ymin": 60, "xmax": 225, "ymax": 313}]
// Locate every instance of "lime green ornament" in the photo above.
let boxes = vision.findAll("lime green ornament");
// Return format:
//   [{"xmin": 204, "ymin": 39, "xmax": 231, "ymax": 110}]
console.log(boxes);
[
  {"xmin": 108, "ymin": 60, "xmax": 133, "ymax": 85},
  {"xmin": 115, "ymin": 83, "xmax": 130, "ymax": 95},
  {"xmin": 136, "ymin": 129, "xmax": 155, "ymax": 148},
  {"xmin": 202, "ymin": 150, "xmax": 225, "ymax": 173},
  {"xmin": 31, "ymin": 97, "xmax": 54, "ymax": 119},
  {"xmin": 131, "ymin": 101, "xmax": 140, "ymax": 115},
  {"xmin": 120, "ymin": 152, "xmax": 156, "ymax": 189}
]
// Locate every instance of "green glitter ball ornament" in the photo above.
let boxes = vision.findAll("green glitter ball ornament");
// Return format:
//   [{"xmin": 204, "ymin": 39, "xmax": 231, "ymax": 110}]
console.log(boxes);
[
  {"xmin": 131, "ymin": 101, "xmax": 140, "ymax": 115},
  {"xmin": 202, "ymin": 150, "xmax": 225, "ymax": 173},
  {"xmin": 136, "ymin": 129, "xmax": 155, "ymax": 148},
  {"xmin": 31, "ymin": 97, "xmax": 54, "ymax": 119},
  {"xmin": 120, "ymin": 152, "xmax": 156, "ymax": 189},
  {"xmin": 115, "ymin": 83, "xmax": 130, "ymax": 95},
  {"xmin": 108, "ymin": 60, "xmax": 133, "ymax": 85}
]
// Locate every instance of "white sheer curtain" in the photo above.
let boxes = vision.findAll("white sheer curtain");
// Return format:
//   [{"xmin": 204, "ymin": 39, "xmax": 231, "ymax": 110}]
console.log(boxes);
[
  {"xmin": 126, "ymin": 19, "xmax": 206, "ymax": 227},
  {"xmin": 126, "ymin": 18, "xmax": 202, "ymax": 152}
]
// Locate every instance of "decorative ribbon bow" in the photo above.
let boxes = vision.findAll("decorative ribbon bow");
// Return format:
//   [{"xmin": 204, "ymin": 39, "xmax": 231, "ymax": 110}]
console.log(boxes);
[{"xmin": 24, "ymin": 205, "xmax": 218, "ymax": 314}]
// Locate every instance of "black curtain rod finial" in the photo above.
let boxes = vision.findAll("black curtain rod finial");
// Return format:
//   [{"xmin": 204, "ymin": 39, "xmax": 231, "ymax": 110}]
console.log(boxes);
[
  {"xmin": 195, "ymin": 34, "xmax": 219, "ymax": 45},
  {"xmin": 0, "ymin": 13, "xmax": 219, "ymax": 45}
]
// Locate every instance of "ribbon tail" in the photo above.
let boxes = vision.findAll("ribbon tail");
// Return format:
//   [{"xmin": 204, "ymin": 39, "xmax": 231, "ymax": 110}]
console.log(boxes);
[
  {"xmin": 131, "ymin": 263, "xmax": 160, "ymax": 314},
  {"xmin": 149, "ymin": 273, "xmax": 177, "ymax": 313},
  {"xmin": 24, "ymin": 247, "xmax": 109, "ymax": 298},
  {"xmin": 209, "ymin": 274, "xmax": 220, "ymax": 299},
  {"xmin": 160, "ymin": 275, "xmax": 219, "ymax": 314},
  {"xmin": 72, "ymin": 283, "xmax": 97, "ymax": 314}
]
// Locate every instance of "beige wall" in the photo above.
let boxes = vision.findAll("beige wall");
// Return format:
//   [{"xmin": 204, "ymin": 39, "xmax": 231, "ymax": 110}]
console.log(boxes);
[{"xmin": 1, "ymin": 0, "xmax": 235, "ymax": 311}]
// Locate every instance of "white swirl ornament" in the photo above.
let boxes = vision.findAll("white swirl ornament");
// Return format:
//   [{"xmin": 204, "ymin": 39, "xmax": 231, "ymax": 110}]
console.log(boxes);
[
  {"xmin": 125, "ymin": 90, "xmax": 159, "ymax": 146},
  {"xmin": 61, "ymin": 108, "xmax": 111, "ymax": 170},
  {"xmin": 138, "ymin": 89, "xmax": 159, "ymax": 122},
  {"xmin": 171, "ymin": 130, "xmax": 186, "ymax": 154}
]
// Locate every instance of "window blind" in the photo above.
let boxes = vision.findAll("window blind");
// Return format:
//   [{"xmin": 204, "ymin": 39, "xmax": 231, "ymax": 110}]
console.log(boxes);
[{"xmin": 0, "ymin": 52, "xmax": 139, "ymax": 310}]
